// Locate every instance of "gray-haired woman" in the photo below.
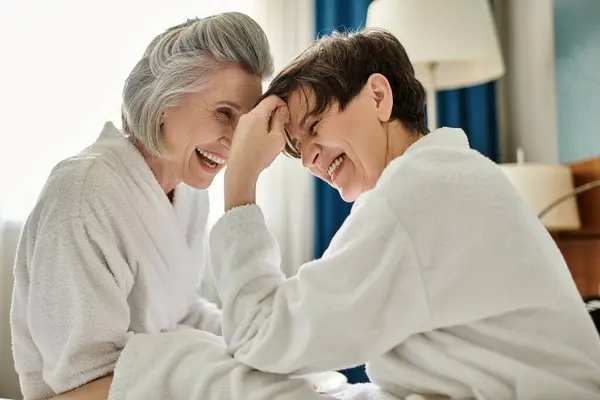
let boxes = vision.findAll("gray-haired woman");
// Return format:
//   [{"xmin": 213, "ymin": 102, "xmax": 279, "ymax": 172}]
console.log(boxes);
[{"xmin": 10, "ymin": 13, "xmax": 333, "ymax": 400}]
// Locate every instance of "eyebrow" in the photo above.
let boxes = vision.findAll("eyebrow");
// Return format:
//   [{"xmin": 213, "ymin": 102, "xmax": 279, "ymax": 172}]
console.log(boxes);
[
  {"xmin": 298, "ymin": 114, "xmax": 310, "ymax": 131},
  {"xmin": 284, "ymin": 110, "xmax": 316, "ymax": 141},
  {"xmin": 299, "ymin": 110, "xmax": 321, "ymax": 131},
  {"xmin": 216, "ymin": 101, "xmax": 242, "ymax": 111}
]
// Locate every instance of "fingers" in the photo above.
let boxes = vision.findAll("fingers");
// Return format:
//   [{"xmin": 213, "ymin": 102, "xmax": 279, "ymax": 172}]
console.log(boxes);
[
  {"xmin": 269, "ymin": 105, "xmax": 289, "ymax": 135},
  {"xmin": 253, "ymin": 95, "xmax": 286, "ymax": 119},
  {"xmin": 269, "ymin": 106, "xmax": 288, "ymax": 157}
]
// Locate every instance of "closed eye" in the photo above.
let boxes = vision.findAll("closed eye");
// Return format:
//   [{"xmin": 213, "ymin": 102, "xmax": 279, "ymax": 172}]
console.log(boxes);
[{"xmin": 217, "ymin": 108, "xmax": 234, "ymax": 120}]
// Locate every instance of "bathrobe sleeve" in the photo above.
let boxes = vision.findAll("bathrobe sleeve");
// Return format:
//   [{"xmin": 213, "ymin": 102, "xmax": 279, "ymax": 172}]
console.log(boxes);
[
  {"xmin": 11, "ymin": 214, "xmax": 134, "ymax": 397},
  {"xmin": 209, "ymin": 191, "xmax": 434, "ymax": 374},
  {"xmin": 180, "ymin": 296, "xmax": 222, "ymax": 335},
  {"xmin": 109, "ymin": 329, "xmax": 337, "ymax": 400}
]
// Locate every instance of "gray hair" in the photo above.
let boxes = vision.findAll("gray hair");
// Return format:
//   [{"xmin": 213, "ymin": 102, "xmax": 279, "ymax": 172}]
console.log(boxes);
[{"xmin": 121, "ymin": 12, "xmax": 274, "ymax": 155}]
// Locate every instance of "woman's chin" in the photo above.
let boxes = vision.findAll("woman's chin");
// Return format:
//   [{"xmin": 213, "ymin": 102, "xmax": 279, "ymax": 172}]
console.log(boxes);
[
  {"xmin": 320, "ymin": 176, "xmax": 361, "ymax": 202},
  {"xmin": 183, "ymin": 174, "xmax": 215, "ymax": 190},
  {"xmin": 337, "ymin": 185, "xmax": 362, "ymax": 203}
]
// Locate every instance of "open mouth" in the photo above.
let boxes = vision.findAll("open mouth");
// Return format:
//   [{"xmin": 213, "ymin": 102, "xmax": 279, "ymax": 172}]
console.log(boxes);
[
  {"xmin": 327, "ymin": 153, "xmax": 345, "ymax": 179},
  {"xmin": 196, "ymin": 148, "xmax": 227, "ymax": 170}
]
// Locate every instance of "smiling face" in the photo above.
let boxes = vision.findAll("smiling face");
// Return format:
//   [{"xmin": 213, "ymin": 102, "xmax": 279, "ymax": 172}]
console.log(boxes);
[
  {"xmin": 285, "ymin": 75, "xmax": 420, "ymax": 202},
  {"xmin": 262, "ymin": 28, "xmax": 429, "ymax": 201},
  {"xmin": 160, "ymin": 65, "xmax": 262, "ymax": 190}
]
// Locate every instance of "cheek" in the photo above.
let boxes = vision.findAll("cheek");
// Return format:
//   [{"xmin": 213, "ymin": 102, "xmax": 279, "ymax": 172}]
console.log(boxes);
[
  {"xmin": 344, "ymin": 123, "xmax": 384, "ymax": 174},
  {"xmin": 162, "ymin": 111, "xmax": 199, "ymax": 149},
  {"xmin": 308, "ymin": 166, "xmax": 321, "ymax": 178},
  {"xmin": 230, "ymin": 118, "xmax": 241, "ymax": 132},
  {"xmin": 161, "ymin": 125, "xmax": 186, "ymax": 156},
  {"xmin": 191, "ymin": 120, "xmax": 231, "ymax": 144}
]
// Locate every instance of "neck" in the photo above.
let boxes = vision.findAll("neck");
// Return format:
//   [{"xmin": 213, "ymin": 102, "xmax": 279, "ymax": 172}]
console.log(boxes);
[
  {"xmin": 133, "ymin": 140, "xmax": 180, "ymax": 194},
  {"xmin": 385, "ymin": 120, "xmax": 423, "ymax": 166}
]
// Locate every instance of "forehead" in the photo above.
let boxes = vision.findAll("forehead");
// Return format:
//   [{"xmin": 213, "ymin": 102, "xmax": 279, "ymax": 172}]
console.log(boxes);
[
  {"xmin": 191, "ymin": 65, "xmax": 263, "ymax": 111},
  {"xmin": 285, "ymin": 88, "xmax": 318, "ymax": 138}
]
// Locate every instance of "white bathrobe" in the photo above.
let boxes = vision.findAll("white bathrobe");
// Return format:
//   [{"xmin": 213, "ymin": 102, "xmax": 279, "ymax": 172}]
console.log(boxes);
[
  {"xmin": 11, "ymin": 122, "xmax": 354, "ymax": 400},
  {"xmin": 209, "ymin": 128, "xmax": 600, "ymax": 399},
  {"xmin": 10, "ymin": 122, "xmax": 222, "ymax": 398}
]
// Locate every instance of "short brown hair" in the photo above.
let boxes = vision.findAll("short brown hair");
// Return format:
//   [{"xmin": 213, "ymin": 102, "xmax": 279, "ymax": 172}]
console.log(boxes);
[{"xmin": 262, "ymin": 28, "xmax": 429, "ymax": 158}]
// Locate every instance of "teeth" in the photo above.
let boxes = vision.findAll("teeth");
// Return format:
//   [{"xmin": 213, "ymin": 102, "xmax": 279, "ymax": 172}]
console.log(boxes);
[
  {"xmin": 197, "ymin": 148, "xmax": 226, "ymax": 165},
  {"xmin": 327, "ymin": 154, "xmax": 344, "ymax": 178}
]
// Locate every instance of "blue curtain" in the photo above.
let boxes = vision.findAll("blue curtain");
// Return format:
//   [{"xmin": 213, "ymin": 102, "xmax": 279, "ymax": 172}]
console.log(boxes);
[
  {"xmin": 436, "ymin": 85, "xmax": 499, "ymax": 160},
  {"xmin": 312, "ymin": 0, "xmax": 500, "ymax": 384}
]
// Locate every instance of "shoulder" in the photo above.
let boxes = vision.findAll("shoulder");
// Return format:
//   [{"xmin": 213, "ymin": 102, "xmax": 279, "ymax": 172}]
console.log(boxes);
[
  {"xmin": 366, "ymin": 129, "xmax": 539, "ymax": 263},
  {"xmin": 375, "ymin": 128, "xmax": 510, "ymax": 214},
  {"xmin": 26, "ymin": 123, "xmax": 136, "ymax": 235}
]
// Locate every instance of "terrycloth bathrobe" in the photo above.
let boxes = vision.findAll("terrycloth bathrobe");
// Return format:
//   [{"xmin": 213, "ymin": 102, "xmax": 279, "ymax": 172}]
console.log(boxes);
[
  {"xmin": 11, "ymin": 122, "xmax": 331, "ymax": 400},
  {"xmin": 209, "ymin": 128, "xmax": 600, "ymax": 399},
  {"xmin": 10, "ymin": 122, "xmax": 220, "ymax": 397}
]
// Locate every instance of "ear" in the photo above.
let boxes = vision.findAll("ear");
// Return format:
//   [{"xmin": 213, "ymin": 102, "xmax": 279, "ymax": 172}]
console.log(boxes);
[
  {"xmin": 160, "ymin": 109, "xmax": 170, "ymax": 125},
  {"xmin": 365, "ymin": 73, "xmax": 393, "ymax": 123}
]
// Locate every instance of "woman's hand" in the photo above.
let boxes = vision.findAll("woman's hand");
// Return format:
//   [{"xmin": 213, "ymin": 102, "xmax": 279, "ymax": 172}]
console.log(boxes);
[
  {"xmin": 224, "ymin": 95, "xmax": 289, "ymax": 211},
  {"xmin": 229, "ymin": 95, "xmax": 288, "ymax": 178},
  {"xmin": 52, "ymin": 375, "xmax": 113, "ymax": 400}
]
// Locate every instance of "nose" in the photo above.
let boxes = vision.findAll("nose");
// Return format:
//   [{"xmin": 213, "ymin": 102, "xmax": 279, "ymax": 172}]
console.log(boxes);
[
  {"xmin": 218, "ymin": 127, "xmax": 233, "ymax": 149},
  {"xmin": 301, "ymin": 142, "xmax": 320, "ymax": 169},
  {"xmin": 218, "ymin": 135, "xmax": 231, "ymax": 149}
]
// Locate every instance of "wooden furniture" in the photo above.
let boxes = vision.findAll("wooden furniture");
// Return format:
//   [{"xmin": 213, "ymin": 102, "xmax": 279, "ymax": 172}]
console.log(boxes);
[{"xmin": 552, "ymin": 157, "xmax": 600, "ymax": 298}]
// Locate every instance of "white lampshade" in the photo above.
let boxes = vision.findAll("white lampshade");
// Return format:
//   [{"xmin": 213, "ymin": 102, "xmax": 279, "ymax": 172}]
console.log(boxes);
[
  {"xmin": 500, "ymin": 163, "xmax": 581, "ymax": 231},
  {"xmin": 366, "ymin": 0, "xmax": 505, "ymax": 90}
]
